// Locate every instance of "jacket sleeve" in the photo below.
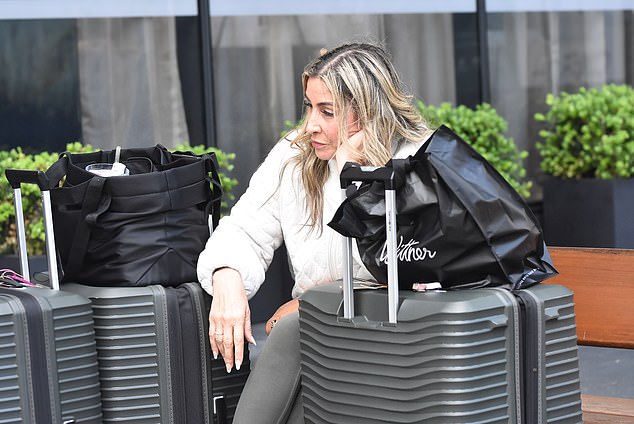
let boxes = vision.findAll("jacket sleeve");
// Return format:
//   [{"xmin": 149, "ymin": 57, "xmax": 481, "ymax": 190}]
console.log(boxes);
[{"xmin": 197, "ymin": 138, "xmax": 295, "ymax": 299}]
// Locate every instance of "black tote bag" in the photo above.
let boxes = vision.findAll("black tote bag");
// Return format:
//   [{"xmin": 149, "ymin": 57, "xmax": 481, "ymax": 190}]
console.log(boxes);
[
  {"xmin": 329, "ymin": 125, "xmax": 557, "ymax": 290},
  {"xmin": 43, "ymin": 145, "xmax": 222, "ymax": 287}
]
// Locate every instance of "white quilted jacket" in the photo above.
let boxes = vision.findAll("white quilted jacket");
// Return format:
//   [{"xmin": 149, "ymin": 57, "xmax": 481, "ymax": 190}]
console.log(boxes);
[{"xmin": 197, "ymin": 133, "xmax": 421, "ymax": 299}]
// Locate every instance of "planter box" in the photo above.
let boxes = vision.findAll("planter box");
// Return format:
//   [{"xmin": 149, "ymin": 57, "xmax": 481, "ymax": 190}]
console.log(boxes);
[{"xmin": 542, "ymin": 178, "xmax": 634, "ymax": 248}]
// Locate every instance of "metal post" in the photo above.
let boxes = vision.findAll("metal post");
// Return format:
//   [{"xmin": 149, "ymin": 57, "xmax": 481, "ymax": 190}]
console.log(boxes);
[
  {"xmin": 476, "ymin": 0, "xmax": 491, "ymax": 104},
  {"xmin": 341, "ymin": 188, "xmax": 355, "ymax": 320},
  {"xmin": 41, "ymin": 191, "xmax": 59, "ymax": 290},
  {"xmin": 13, "ymin": 188, "xmax": 30, "ymax": 279},
  {"xmin": 385, "ymin": 189, "xmax": 398, "ymax": 324},
  {"xmin": 197, "ymin": 0, "xmax": 218, "ymax": 148}
]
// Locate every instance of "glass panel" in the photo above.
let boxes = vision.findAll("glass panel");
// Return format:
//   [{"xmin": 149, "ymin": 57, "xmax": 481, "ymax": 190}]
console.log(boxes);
[
  {"xmin": 0, "ymin": 19, "xmax": 80, "ymax": 151},
  {"xmin": 486, "ymin": 8, "xmax": 633, "ymax": 200},
  {"xmin": 487, "ymin": 0, "xmax": 633, "ymax": 12},
  {"xmin": 209, "ymin": 1, "xmax": 475, "ymax": 16},
  {"xmin": 209, "ymin": 14, "xmax": 458, "ymax": 199},
  {"xmin": 0, "ymin": 1, "xmax": 196, "ymax": 19},
  {"xmin": 76, "ymin": 17, "xmax": 188, "ymax": 150}
]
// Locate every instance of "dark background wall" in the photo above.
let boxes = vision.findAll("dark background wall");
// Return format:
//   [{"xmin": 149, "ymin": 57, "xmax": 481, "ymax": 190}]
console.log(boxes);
[{"xmin": 0, "ymin": 20, "xmax": 80, "ymax": 152}]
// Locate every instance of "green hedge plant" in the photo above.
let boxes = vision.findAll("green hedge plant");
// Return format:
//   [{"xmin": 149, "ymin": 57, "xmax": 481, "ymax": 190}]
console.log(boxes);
[
  {"xmin": 0, "ymin": 143, "xmax": 236, "ymax": 256},
  {"xmin": 0, "ymin": 143, "xmax": 94, "ymax": 256},
  {"xmin": 174, "ymin": 143, "xmax": 238, "ymax": 211},
  {"xmin": 535, "ymin": 84, "xmax": 634, "ymax": 179},
  {"xmin": 417, "ymin": 101, "xmax": 532, "ymax": 198}
]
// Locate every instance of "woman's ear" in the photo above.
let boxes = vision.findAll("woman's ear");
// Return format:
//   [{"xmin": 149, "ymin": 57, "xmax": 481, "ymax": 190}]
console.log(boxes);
[{"xmin": 348, "ymin": 117, "xmax": 362, "ymax": 135}]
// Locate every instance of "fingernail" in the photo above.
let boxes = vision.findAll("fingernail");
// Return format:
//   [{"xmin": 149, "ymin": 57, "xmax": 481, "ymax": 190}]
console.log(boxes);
[
  {"xmin": 236, "ymin": 360, "xmax": 241, "ymax": 371},
  {"xmin": 226, "ymin": 365, "xmax": 232, "ymax": 373},
  {"xmin": 213, "ymin": 351, "xmax": 218, "ymax": 360},
  {"xmin": 249, "ymin": 336, "xmax": 257, "ymax": 346}
]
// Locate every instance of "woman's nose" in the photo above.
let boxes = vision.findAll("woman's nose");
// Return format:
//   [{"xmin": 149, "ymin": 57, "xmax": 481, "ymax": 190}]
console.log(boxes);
[{"xmin": 306, "ymin": 114, "xmax": 320, "ymax": 133}]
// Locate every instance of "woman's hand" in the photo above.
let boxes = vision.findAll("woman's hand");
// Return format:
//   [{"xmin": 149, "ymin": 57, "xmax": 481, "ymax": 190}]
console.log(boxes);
[
  {"xmin": 209, "ymin": 267, "xmax": 256, "ymax": 373},
  {"xmin": 335, "ymin": 128, "xmax": 366, "ymax": 171}
]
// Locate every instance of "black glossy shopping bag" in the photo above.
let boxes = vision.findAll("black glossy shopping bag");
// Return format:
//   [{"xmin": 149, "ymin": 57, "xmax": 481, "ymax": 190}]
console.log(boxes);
[{"xmin": 329, "ymin": 125, "xmax": 557, "ymax": 290}]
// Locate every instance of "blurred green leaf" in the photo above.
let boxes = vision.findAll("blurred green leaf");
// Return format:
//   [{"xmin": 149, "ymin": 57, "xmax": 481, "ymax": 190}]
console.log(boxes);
[{"xmin": 535, "ymin": 84, "xmax": 634, "ymax": 179}]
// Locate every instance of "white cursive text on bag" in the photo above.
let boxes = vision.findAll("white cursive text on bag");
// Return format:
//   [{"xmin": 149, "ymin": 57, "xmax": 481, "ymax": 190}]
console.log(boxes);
[{"xmin": 380, "ymin": 236, "xmax": 437, "ymax": 264}]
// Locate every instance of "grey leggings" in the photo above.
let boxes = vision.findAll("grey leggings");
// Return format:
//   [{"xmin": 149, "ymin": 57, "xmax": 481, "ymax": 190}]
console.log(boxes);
[{"xmin": 233, "ymin": 312, "xmax": 304, "ymax": 424}]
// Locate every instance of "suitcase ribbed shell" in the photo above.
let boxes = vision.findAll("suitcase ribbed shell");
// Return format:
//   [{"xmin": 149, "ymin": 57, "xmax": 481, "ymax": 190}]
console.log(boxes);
[
  {"xmin": 514, "ymin": 284, "xmax": 582, "ymax": 423},
  {"xmin": 299, "ymin": 284, "xmax": 520, "ymax": 424},
  {"xmin": 0, "ymin": 289, "xmax": 103, "ymax": 423},
  {"xmin": 64, "ymin": 282, "xmax": 249, "ymax": 424}
]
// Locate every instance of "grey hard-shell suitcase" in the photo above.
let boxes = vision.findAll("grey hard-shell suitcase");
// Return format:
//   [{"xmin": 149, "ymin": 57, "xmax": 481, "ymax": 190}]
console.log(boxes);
[
  {"xmin": 62, "ymin": 282, "xmax": 250, "ymax": 424},
  {"xmin": 513, "ymin": 283, "xmax": 582, "ymax": 424},
  {"xmin": 298, "ymin": 164, "xmax": 582, "ymax": 423},
  {"xmin": 1, "ymin": 169, "xmax": 103, "ymax": 423}
]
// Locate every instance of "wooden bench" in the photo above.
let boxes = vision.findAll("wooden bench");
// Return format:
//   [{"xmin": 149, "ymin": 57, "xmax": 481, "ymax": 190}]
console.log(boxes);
[{"xmin": 548, "ymin": 247, "xmax": 634, "ymax": 424}]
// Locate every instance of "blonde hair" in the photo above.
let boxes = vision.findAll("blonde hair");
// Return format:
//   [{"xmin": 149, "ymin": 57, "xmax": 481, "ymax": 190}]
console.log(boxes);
[{"xmin": 288, "ymin": 42, "xmax": 433, "ymax": 231}]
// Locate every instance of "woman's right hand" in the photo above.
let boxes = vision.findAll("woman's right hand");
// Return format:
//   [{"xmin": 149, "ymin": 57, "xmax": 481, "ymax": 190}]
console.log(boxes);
[
  {"xmin": 335, "ymin": 128, "xmax": 366, "ymax": 171},
  {"xmin": 209, "ymin": 267, "xmax": 256, "ymax": 373}
]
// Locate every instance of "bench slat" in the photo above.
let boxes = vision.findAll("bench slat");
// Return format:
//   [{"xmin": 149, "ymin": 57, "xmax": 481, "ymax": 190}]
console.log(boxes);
[
  {"xmin": 582, "ymin": 394, "xmax": 634, "ymax": 423},
  {"xmin": 548, "ymin": 247, "xmax": 634, "ymax": 349}
]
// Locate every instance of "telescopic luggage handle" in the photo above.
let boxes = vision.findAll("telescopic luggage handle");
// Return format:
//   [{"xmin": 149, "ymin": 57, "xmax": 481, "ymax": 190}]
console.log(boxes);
[
  {"xmin": 339, "ymin": 162, "xmax": 399, "ymax": 324},
  {"xmin": 5, "ymin": 169, "xmax": 60, "ymax": 290}
]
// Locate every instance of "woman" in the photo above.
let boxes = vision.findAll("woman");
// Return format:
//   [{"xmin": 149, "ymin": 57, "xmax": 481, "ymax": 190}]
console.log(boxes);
[{"xmin": 197, "ymin": 41, "xmax": 434, "ymax": 422}]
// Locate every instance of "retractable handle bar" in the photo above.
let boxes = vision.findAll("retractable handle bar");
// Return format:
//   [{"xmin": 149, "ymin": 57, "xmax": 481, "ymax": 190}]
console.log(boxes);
[
  {"xmin": 5, "ymin": 169, "xmax": 60, "ymax": 290},
  {"xmin": 339, "ymin": 162, "xmax": 399, "ymax": 324}
]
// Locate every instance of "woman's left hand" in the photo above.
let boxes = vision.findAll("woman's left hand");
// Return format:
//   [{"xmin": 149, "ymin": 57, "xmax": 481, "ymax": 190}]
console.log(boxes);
[{"xmin": 335, "ymin": 129, "xmax": 365, "ymax": 171}]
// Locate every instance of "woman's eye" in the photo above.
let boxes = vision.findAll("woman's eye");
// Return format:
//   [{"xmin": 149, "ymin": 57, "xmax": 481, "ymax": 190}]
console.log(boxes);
[
  {"xmin": 303, "ymin": 100, "xmax": 312, "ymax": 109},
  {"xmin": 321, "ymin": 109, "xmax": 334, "ymax": 117}
]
